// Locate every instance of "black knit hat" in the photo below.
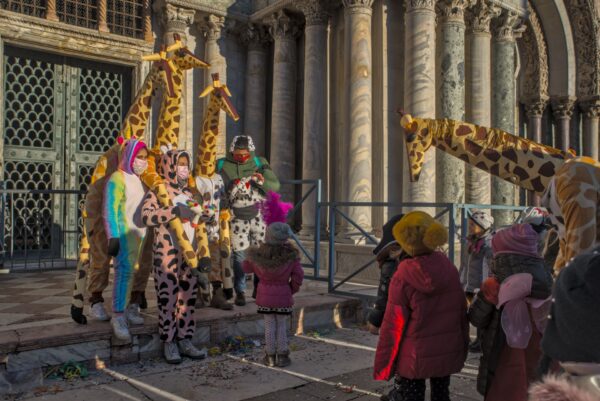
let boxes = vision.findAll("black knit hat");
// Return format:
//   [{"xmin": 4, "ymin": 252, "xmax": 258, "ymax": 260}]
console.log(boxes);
[
  {"xmin": 541, "ymin": 247, "xmax": 600, "ymax": 363},
  {"xmin": 373, "ymin": 214, "xmax": 404, "ymax": 256}
]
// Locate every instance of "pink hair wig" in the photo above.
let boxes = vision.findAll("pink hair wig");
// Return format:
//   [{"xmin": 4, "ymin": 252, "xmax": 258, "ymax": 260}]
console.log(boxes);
[{"xmin": 258, "ymin": 191, "xmax": 293, "ymax": 226}]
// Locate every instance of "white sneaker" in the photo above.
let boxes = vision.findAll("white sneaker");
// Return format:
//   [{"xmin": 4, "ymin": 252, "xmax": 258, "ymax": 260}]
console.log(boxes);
[
  {"xmin": 126, "ymin": 304, "xmax": 144, "ymax": 325},
  {"xmin": 111, "ymin": 315, "xmax": 131, "ymax": 342},
  {"xmin": 90, "ymin": 302, "xmax": 110, "ymax": 321}
]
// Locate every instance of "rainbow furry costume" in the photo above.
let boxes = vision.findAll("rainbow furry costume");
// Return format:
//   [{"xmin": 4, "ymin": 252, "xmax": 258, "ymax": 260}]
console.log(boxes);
[{"xmin": 103, "ymin": 139, "xmax": 148, "ymax": 313}]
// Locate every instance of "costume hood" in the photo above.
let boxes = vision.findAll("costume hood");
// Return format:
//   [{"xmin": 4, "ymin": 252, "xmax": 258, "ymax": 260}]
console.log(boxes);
[
  {"xmin": 158, "ymin": 149, "xmax": 191, "ymax": 187},
  {"xmin": 119, "ymin": 139, "xmax": 147, "ymax": 175}
]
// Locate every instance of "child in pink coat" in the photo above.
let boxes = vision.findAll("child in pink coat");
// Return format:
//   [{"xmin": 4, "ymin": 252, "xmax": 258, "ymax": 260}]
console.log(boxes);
[{"xmin": 242, "ymin": 192, "xmax": 304, "ymax": 368}]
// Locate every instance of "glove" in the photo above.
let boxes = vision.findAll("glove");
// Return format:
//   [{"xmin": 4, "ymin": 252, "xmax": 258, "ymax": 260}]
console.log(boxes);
[
  {"xmin": 107, "ymin": 238, "xmax": 120, "ymax": 258},
  {"xmin": 173, "ymin": 205, "xmax": 196, "ymax": 221},
  {"xmin": 481, "ymin": 277, "xmax": 500, "ymax": 305},
  {"xmin": 70, "ymin": 305, "xmax": 87, "ymax": 325},
  {"xmin": 190, "ymin": 268, "xmax": 210, "ymax": 291}
]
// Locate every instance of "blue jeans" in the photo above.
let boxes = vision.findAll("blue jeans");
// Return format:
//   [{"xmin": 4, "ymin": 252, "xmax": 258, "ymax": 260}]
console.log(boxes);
[{"xmin": 232, "ymin": 250, "xmax": 247, "ymax": 294}]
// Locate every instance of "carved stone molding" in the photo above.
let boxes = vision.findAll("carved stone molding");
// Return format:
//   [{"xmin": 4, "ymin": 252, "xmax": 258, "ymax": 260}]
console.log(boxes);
[
  {"xmin": 241, "ymin": 23, "xmax": 271, "ymax": 50},
  {"xmin": 467, "ymin": 0, "xmax": 501, "ymax": 34},
  {"xmin": 552, "ymin": 96, "xmax": 577, "ymax": 120},
  {"xmin": 163, "ymin": 3, "xmax": 195, "ymax": 34},
  {"xmin": 436, "ymin": 0, "xmax": 472, "ymax": 22},
  {"xmin": 525, "ymin": 98, "xmax": 549, "ymax": 118},
  {"xmin": 580, "ymin": 99, "xmax": 600, "ymax": 119},
  {"xmin": 342, "ymin": 0, "xmax": 375, "ymax": 14},
  {"xmin": 199, "ymin": 14, "xmax": 226, "ymax": 41},
  {"xmin": 295, "ymin": 0, "xmax": 332, "ymax": 26},
  {"xmin": 518, "ymin": 3, "xmax": 549, "ymax": 101},
  {"xmin": 404, "ymin": 0, "xmax": 435, "ymax": 12},
  {"xmin": 266, "ymin": 10, "xmax": 302, "ymax": 41},
  {"xmin": 493, "ymin": 9, "xmax": 525, "ymax": 42},
  {"xmin": 564, "ymin": 0, "xmax": 600, "ymax": 97}
]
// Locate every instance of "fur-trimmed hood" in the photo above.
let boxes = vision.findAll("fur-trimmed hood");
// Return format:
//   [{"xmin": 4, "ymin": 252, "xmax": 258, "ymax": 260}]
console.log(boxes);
[
  {"xmin": 245, "ymin": 242, "xmax": 300, "ymax": 270},
  {"xmin": 529, "ymin": 375, "xmax": 600, "ymax": 401}
]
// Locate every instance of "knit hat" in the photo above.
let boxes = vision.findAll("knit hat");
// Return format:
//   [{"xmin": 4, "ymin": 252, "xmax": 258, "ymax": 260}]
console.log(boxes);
[
  {"xmin": 265, "ymin": 222, "xmax": 293, "ymax": 245},
  {"xmin": 229, "ymin": 135, "xmax": 256, "ymax": 152},
  {"xmin": 373, "ymin": 214, "xmax": 404, "ymax": 256},
  {"xmin": 392, "ymin": 211, "xmax": 448, "ymax": 257},
  {"xmin": 491, "ymin": 224, "xmax": 541, "ymax": 259},
  {"xmin": 516, "ymin": 206, "xmax": 548, "ymax": 227},
  {"xmin": 468, "ymin": 210, "xmax": 494, "ymax": 231},
  {"xmin": 541, "ymin": 247, "xmax": 600, "ymax": 364}
]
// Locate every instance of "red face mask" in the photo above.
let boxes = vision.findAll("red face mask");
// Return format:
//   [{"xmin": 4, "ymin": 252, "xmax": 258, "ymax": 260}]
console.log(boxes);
[{"xmin": 233, "ymin": 153, "xmax": 251, "ymax": 163}]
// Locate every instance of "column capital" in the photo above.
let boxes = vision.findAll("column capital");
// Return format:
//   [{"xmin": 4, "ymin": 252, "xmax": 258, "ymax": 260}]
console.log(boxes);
[
  {"xmin": 580, "ymin": 99, "xmax": 600, "ymax": 119},
  {"xmin": 492, "ymin": 9, "xmax": 526, "ymax": 42},
  {"xmin": 343, "ymin": 0, "xmax": 374, "ymax": 14},
  {"xmin": 162, "ymin": 3, "xmax": 195, "ymax": 34},
  {"xmin": 404, "ymin": 0, "xmax": 435, "ymax": 12},
  {"xmin": 436, "ymin": 0, "xmax": 473, "ymax": 23},
  {"xmin": 552, "ymin": 96, "xmax": 577, "ymax": 120},
  {"xmin": 524, "ymin": 98, "xmax": 549, "ymax": 118},
  {"xmin": 295, "ymin": 0, "xmax": 332, "ymax": 26},
  {"xmin": 266, "ymin": 10, "xmax": 302, "ymax": 41},
  {"xmin": 241, "ymin": 23, "xmax": 271, "ymax": 50},
  {"xmin": 199, "ymin": 14, "xmax": 226, "ymax": 41},
  {"xmin": 468, "ymin": 0, "xmax": 501, "ymax": 33}
]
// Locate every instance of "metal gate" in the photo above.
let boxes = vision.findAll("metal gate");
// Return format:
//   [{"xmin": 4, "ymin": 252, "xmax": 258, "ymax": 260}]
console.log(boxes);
[{"xmin": 1, "ymin": 45, "xmax": 132, "ymax": 268}]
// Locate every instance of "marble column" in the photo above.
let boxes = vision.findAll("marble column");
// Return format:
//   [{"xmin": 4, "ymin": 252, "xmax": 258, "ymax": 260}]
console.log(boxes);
[
  {"xmin": 241, "ymin": 24, "xmax": 270, "ymax": 156},
  {"xmin": 525, "ymin": 99, "xmax": 548, "ymax": 205},
  {"xmin": 403, "ymin": 0, "xmax": 437, "ymax": 211},
  {"xmin": 552, "ymin": 96, "xmax": 576, "ymax": 151},
  {"xmin": 296, "ymin": 0, "xmax": 330, "ymax": 237},
  {"xmin": 267, "ymin": 10, "xmax": 301, "ymax": 203},
  {"xmin": 162, "ymin": 5, "xmax": 195, "ymax": 153},
  {"xmin": 580, "ymin": 99, "xmax": 600, "ymax": 160},
  {"xmin": 466, "ymin": 0, "xmax": 499, "ymax": 206},
  {"xmin": 491, "ymin": 10, "xmax": 520, "ymax": 226},
  {"xmin": 341, "ymin": 0, "xmax": 374, "ymax": 236},
  {"xmin": 200, "ymin": 14, "xmax": 228, "ymax": 158},
  {"xmin": 437, "ymin": 0, "xmax": 468, "ymax": 219}
]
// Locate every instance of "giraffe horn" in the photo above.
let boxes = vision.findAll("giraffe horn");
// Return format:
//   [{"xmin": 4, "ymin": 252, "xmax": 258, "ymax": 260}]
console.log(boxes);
[
  {"xmin": 199, "ymin": 85, "xmax": 215, "ymax": 98},
  {"xmin": 222, "ymin": 85, "xmax": 232, "ymax": 97},
  {"xmin": 166, "ymin": 40, "xmax": 184, "ymax": 53},
  {"xmin": 142, "ymin": 53, "xmax": 161, "ymax": 62}
]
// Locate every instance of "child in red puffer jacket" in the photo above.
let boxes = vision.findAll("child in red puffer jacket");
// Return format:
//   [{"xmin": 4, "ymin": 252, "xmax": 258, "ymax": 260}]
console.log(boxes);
[{"xmin": 374, "ymin": 211, "xmax": 469, "ymax": 401}]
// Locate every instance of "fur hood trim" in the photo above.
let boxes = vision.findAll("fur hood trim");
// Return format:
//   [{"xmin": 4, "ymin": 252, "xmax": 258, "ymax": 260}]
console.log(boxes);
[
  {"xmin": 529, "ymin": 375, "xmax": 599, "ymax": 401},
  {"xmin": 246, "ymin": 242, "xmax": 300, "ymax": 270}
]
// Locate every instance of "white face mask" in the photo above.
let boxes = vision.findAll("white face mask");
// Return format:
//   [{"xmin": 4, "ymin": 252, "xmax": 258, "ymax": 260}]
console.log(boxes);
[{"xmin": 132, "ymin": 158, "xmax": 148, "ymax": 176}]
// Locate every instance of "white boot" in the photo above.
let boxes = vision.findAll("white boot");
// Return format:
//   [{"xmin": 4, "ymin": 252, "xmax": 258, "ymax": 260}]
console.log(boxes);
[
  {"xmin": 126, "ymin": 304, "xmax": 144, "ymax": 325},
  {"xmin": 164, "ymin": 341, "xmax": 182, "ymax": 364},
  {"xmin": 110, "ymin": 315, "xmax": 131, "ymax": 342},
  {"xmin": 90, "ymin": 302, "xmax": 110, "ymax": 321}
]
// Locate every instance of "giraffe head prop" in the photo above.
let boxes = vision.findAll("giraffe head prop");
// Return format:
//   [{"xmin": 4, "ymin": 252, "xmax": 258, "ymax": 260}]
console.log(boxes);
[
  {"xmin": 171, "ymin": 33, "xmax": 210, "ymax": 70},
  {"xmin": 141, "ymin": 42, "xmax": 184, "ymax": 98},
  {"xmin": 399, "ymin": 111, "xmax": 432, "ymax": 182},
  {"xmin": 199, "ymin": 73, "xmax": 240, "ymax": 122}
]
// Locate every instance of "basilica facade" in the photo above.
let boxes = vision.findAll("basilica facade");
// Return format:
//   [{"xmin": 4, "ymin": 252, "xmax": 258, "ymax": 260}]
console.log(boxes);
[{"xmin": 0, "ymin": 0, "xmax": 599, "ymax": 247}]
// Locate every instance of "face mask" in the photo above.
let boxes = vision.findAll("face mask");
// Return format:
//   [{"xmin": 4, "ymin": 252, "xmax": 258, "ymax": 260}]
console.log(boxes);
[
  {"xmin": 233, "ymin": 153, "xmax": 251, "ymax": 163},
  {"xmin": 132, "ymin": 158, "xmax": 148, "ymax": 175},
  {"xmin": 176, "ymin": 165, "xmax": 190, "ymax": 181}
]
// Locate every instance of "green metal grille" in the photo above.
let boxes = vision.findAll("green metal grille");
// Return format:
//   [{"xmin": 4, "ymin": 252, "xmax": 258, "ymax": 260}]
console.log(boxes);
[
  {"xmin": 107, "ymin": 0, "xmax": 144, "ymax": 39},
  {"xmin": 1, "ymin": 0, "xmax": 46, "ymax": 18},
  {"xmin": 56, "ymin": 0, "xmax": 98, "ymax": 30},
  {"xmin": 4, "ymin": 54, "xmax": 55, "ymax": 148}
]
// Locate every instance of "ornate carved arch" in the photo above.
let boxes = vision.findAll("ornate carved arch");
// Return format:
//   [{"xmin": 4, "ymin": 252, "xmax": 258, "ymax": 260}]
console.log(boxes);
[
  {"xmin": 518, "ymin": 2, "xmax": 549, "ymax": 104},
  {"xmin": 564, "ymin": 0, "xmax": 600, "ymax": 98}
]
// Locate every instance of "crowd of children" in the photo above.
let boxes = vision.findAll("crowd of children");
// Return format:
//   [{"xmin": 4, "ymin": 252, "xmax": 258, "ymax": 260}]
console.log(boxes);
[{"xmin": 371, "ymin": 207, "xmax": 600, "ymax": 401}]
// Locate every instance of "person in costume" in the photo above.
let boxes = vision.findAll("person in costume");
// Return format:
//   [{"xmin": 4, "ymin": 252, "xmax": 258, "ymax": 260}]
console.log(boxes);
[
  {"xmin": 103, "ymin": 139, "xmax": 149, "ymax": 341},
  {"xmin": 218, "ymin": 135, "xmax": 280, "ymax": 306},
  {"xmin": 366, "ymin": 214, "xmax": 408, "ymax": 335},
  {"xmin": 374, "ymin": 211, "xmax": 468, "ymax": 401},
  {"xmin": 530, "ymin": 247, "xmax": 600, "ymax": 401},
  {"xmin": 242, "ymin": 191, "xmax": 303, "ymax": 368},
  {"xmin": 142, "ymin": 149, "xmax": 208, "ymax": 364},
  {"xmin": 468, "ymin": 224, "xmax": 552, "ymax": 401}
]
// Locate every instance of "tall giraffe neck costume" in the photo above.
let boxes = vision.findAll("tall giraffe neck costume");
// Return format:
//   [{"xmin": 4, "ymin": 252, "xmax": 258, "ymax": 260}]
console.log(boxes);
[
  {"xmin": 401, "ymin": 114, "xmax": 600, "ymax": 272},
  {"xmin": 192, "ymin": 73, "xmax": 240, "ymax": 303}
]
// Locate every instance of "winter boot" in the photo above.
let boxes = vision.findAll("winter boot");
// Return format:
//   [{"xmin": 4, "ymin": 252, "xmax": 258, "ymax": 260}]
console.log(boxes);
[
  {"xmin": 178, "ymin": 339, "xmax": 208, "ymax": 360},
  {"xmin": 276, "ymin": 351, "xmax": 291, "ymax": 367},
  {"xmin": 164, "ymin": 341, "xmax": 182, "ymax": 364},
  {"xmin": 263, "ymin": 353, "xmax": 276, "ymax": 367},
  {"xmin": 235, "ymin": 292, "xmax": 246, "ymax": 306},
  {"xmin": 210, "ymin": 287, "xmax": 234, "ymax": 310}
]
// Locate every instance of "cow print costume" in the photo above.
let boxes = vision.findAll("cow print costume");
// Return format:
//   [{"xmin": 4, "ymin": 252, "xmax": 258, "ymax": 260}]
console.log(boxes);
[{"xmin": 228, "ymin": 175, "xmax": 267, "ymax": 251}]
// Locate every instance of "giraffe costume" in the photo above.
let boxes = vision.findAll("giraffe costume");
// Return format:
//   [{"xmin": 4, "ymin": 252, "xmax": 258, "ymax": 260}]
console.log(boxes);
[
  {"xmin": 191, "ymin": 73, "xmax": 239, "ymax": 307},
  {"xmin": 400, "ymin": 113, "xmax": 600, "ymax": 273}
]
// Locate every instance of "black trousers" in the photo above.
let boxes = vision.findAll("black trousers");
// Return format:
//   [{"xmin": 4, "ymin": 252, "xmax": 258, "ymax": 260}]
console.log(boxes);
[{"xmin": 392, "ymin": 376, "xmax": 451, "ymax": 401}]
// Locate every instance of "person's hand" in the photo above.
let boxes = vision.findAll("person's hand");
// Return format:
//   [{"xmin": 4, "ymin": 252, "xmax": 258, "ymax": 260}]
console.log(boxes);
[
  {"xmin": 251, "ymin": 173, "xmax": 264, "ymax": 183},
  {"xmin": 481, "ymin": 277, "xmax": 500, "ymax": 305},
  {"xmin": 107, "ymin": 238, "xmax": 120, "ymax": 257},
  {"xmin": 70, "ymin": 305, "xmax": 87, "ymax": 325},
  {"xmin": 174, "ymin": 205, "xmax": 196, "ymax": 221},
  {"xmin": 366, "ymin": 322, "xmax": 380, "ymax": 335},
  {"xmin": 190, "ymin": 268, "xmax": 210, "ymax": 290}
]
